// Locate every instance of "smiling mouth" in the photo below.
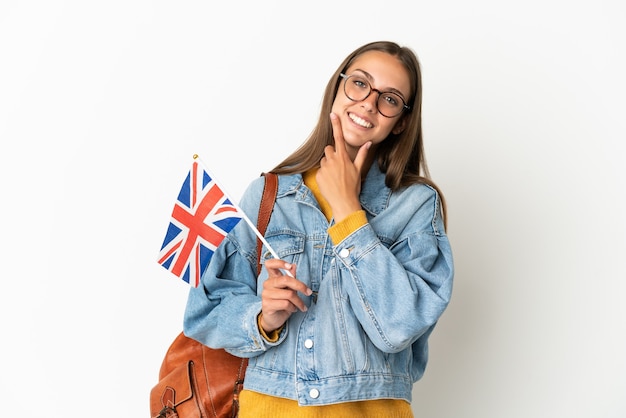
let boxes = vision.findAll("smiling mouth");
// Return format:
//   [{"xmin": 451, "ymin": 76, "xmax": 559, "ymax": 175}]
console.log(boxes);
[{"xmin": 348, "ymin": 113, "xmax": 373, "ymax": 128}]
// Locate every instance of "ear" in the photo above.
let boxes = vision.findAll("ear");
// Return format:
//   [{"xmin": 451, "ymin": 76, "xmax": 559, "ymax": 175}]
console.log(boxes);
[{"xmin": 392, "ymin": 116, "xmax": 407, "ymax": 135}]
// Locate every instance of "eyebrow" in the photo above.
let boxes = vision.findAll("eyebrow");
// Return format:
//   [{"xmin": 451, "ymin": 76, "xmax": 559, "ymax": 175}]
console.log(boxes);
[{"xmin": 351, "ymin": 68, "xmax": 408, "ymax": 100}]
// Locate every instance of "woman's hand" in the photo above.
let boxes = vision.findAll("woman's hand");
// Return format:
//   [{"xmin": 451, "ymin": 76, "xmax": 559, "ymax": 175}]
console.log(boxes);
[
  {"xmin": 260, "ymin": 258, "xmax": 312, "ymax": 332},
  {"xmin": 316, "ymin": 113, "xmax": 371, "ymax": 222}
]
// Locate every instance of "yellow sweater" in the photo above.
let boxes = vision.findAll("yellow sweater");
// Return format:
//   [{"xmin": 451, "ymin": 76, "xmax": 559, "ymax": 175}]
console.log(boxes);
[{"xmin": 241, "ymin": 169, "xmax": 413, "ymax": 418}]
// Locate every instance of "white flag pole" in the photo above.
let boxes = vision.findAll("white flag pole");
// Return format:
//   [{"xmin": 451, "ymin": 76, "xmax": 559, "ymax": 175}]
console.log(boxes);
[{"xmin": 194, "ymin": 154, "xmax": 293, "ymax": 276}]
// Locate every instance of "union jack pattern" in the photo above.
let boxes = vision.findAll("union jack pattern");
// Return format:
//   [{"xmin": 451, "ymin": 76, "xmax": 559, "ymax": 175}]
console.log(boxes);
[{"xmin": 157, "ymin": 160, "xmax": 242, "ymax": 287}]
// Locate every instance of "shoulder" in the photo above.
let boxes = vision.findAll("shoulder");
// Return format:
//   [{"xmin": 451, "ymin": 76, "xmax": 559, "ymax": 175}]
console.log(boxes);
[
  {"xmin": 239, "ymin": 172, "xmax": 303, "ymax": 213},
  {"xmin": 238, "ymin": 175, "xmax": 268, "ymax": 215},
  {"xmin": 388, "ymin": 182, "xmax": 446, "ymax": 235},
  {"xmin": 393, "ymin": 181, "xmax": 440, "ymax": 203}
]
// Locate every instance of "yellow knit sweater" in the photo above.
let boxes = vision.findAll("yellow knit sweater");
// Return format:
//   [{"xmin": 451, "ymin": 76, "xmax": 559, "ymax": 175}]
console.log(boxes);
[{"xmin": 240, "ymin": 169, "xmax": 413, "ymax": 418}]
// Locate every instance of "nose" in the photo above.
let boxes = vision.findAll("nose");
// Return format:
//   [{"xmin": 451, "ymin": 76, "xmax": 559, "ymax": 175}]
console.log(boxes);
[{"xmin": 361, "ymin": 90, "xmax": 379, "ymax": 113}]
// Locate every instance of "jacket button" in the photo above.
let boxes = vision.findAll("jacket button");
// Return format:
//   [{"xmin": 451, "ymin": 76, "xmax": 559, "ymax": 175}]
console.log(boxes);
[
  {"xmin": 339, "ymin": 248, "xmax": 350, "ymax": 258},
  {"xmin": 304, "ymin": 338, "xmax": 313, "ymax": 349},
  {"xmin": 309, "ymin": 388, "xmax": 320, "ymax": 399}
]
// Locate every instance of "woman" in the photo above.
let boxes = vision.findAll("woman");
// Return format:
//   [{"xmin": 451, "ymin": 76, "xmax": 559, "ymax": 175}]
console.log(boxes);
[{"xmin": 184, "ymin": 41, "xmax": 454, "ymax": 418}]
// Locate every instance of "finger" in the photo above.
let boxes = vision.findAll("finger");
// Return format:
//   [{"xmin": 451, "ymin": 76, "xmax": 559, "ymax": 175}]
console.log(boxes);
[
  {"xmin": 352, "ymin": 141, "xmax": 372, "ymax": 173},
  {"xmin": 264, "ymin": 257, "xmax": 297, "ymax": 278},
  {"xmin": 285, "ymin": 262, "xmax": 299, "ymax": 281},
  {"xmin": 262, "ymin": 279, "xmax": 310, "ymax": 313},
  {"xmin": 264, "ymin": 258, "xmax": 295, "ymax": 279},
  {"xmin": 329, "ymin": 112, "xmax": 347, "ymax": 156},
  {"xmin": 270, "ymin": 291, "xmax": 308, "ymax": 312},
  {"xmin": 321, "ymin": 147, "xmax": 333, "ymax": 164},
  {"xmin": 264, "ymin": 260, "xmax": 311, "ymax": 296},
  {"xmin": 263, "ymin": 288, "xmax": 306, "ymax": 312},
  {"xmin": 269, "ymin": 275, "xmax": 311, "ymax": 297},
  {"xmin": 264, "ymin": 258, "xmax": 292, "ymax": 273}
]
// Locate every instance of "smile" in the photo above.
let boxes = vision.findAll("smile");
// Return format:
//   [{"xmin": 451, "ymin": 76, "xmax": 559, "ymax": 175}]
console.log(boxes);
[{"xmin": 348, "ymin": 113, "xmax": 373, "ymax": 128}]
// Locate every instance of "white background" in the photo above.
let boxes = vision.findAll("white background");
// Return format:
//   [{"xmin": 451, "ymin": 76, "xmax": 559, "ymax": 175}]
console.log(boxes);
[{"xmin": 1, "ymin": 1, "xmax": 625, "ymax": 417}]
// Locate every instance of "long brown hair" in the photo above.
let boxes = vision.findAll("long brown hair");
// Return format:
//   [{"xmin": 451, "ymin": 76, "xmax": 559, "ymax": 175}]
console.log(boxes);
[{"xmin": 271, "ymin": 41, "xmax": 447, "ymax": 227}]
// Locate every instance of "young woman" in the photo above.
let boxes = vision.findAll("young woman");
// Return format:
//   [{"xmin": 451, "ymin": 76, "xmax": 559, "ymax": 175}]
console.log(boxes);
[{"xmin": 184, "ymin": 41, "xmax": 454, "ymax": 418}]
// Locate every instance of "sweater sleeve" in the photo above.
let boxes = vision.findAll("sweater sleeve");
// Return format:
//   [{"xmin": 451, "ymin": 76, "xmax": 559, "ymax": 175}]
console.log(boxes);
[{"xmin": 327, "ymin": 210, "xmax": 368, "ymax": 245}]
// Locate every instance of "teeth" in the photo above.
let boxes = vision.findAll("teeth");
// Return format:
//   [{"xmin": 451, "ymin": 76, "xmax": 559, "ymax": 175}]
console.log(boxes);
[{"xmin": 349, "ymin": 113, "xmax": 372, "ymax": 128}]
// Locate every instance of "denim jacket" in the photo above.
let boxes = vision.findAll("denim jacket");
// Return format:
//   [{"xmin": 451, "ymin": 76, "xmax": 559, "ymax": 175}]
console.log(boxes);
[{"xmin": 184, "ymin": 162, "xmax": 454, "ymax": 406}]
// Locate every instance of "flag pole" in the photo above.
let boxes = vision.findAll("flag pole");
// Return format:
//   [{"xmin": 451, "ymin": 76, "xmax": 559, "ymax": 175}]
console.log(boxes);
[{"xmin": 193, "ymin": 154, "xmax": 292, "ymax": 276}]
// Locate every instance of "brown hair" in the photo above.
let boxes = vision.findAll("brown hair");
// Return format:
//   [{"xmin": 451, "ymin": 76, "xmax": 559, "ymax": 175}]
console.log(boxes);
[{"xmin": 271, "ymin": 41, "xmax": 447, "ymax": 227}]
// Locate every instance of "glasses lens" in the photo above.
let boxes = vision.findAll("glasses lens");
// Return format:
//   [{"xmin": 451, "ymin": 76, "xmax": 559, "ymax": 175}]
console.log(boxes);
[
  {"xmin": 343, "ymin": 75, "xmax": 370, "ymax": 102},
  {"xmin": 378, "ymin": 92, "xmax": 405, "ymax": 117}
]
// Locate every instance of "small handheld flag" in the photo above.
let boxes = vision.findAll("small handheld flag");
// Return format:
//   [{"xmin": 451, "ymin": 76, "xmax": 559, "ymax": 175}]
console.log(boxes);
[
  {"xmin": 157, "ymin": 155, "xmax": 286, "ymax": 287},
  {"xmin": 157, "ymin": 156, "xmax": 244, "ymax": 287}
]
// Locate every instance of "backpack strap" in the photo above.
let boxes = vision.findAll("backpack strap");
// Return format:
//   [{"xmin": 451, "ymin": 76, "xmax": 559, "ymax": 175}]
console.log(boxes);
[{"xmin": 256, "ymin": 172, "xmax": 277, "ymax": 276}]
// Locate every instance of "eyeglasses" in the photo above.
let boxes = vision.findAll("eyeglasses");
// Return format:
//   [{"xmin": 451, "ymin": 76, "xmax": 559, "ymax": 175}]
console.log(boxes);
[{"xmin": 339, "ymin": 73, "xmax": 410, "ymax": 118}]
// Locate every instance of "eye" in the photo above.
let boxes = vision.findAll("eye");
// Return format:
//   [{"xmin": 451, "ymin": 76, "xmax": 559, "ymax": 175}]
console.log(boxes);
[
  {"xmin": 352, "ymin": 77, "xmax": 368, "ymax": 89},
  {"xmin": 381, "ymin": 93, "xmax": 400, "ymax": 107}
]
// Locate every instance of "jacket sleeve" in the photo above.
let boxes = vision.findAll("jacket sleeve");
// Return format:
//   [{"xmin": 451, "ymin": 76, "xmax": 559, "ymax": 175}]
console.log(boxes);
[{"xmin": 331, "ymin": 185, "xmax": 454, "ymax": 353}]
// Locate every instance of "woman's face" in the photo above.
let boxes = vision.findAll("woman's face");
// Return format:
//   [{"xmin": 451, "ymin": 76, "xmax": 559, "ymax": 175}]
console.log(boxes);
[{"xmin": 331, "ymin": 50, "xmax": 411, "ymax": 159}]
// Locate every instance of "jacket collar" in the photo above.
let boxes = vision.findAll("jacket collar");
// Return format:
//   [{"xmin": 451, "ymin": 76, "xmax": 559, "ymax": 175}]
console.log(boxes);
[{"xmin": 359, "ymin": 162, "xmax": 392, "ymax": 216}]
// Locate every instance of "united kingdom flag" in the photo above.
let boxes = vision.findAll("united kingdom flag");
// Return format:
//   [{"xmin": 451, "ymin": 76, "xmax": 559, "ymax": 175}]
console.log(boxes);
[{"xmin": 157, "ymin": 158, "xmax": 243, "ymax": 287}]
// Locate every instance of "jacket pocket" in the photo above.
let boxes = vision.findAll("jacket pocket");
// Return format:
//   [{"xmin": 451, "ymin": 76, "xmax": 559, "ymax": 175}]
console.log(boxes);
[{"xmin": 260, "ymin": 230, "xmax": 305, "ymax": 265}]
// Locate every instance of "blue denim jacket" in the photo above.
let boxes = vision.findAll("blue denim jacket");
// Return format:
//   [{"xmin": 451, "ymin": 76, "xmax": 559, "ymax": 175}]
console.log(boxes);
[{"xmin": 184, "ymin": 162, "xmax": 454, "ymax": 406}]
